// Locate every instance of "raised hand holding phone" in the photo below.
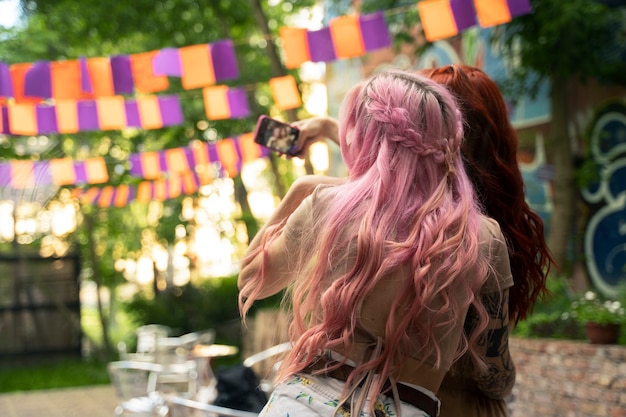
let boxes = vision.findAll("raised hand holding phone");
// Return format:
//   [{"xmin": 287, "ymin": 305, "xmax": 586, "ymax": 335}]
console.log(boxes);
[{"xmin": 253, "ymin": 116, "xmax": 300, "ymax": 156}]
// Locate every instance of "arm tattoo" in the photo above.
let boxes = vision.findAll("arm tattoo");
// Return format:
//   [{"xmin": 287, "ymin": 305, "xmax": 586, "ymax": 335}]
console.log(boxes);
[{"xmin": 474, "ymin": 291, "xmax": 516, "ymax": 398}]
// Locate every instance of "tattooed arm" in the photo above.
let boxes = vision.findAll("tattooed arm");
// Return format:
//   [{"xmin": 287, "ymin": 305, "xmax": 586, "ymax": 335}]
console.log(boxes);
[{"xmin": 470, "ymin": 289, "xmax": 516, "ymax": 399}]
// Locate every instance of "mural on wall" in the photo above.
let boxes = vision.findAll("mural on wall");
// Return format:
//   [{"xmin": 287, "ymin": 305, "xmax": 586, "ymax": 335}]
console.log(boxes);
[{"xmin": 581, "ymin": 102, "xmax": 626, "ymax": 296}]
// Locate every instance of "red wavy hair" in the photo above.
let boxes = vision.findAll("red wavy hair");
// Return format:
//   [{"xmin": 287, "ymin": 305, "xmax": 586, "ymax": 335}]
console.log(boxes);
[{"xmin": 420, "ymin": 64, "xmax": 555, "ymax": 323}]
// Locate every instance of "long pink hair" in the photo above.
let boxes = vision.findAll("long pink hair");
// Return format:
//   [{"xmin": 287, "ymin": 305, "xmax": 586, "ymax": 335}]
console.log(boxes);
[{"xmin": 240, "ymin": 71, "xmax": 490, "ymax": 404}]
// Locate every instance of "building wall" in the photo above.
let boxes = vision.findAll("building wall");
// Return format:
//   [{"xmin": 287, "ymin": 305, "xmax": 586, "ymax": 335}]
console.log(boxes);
[
  {"xmin": 510, "ymin": 337, "xmax": 626, "ymax": 417},
  {"xmin": 245, "ymin": 313, "xmax": 626, "ymax": 417}
]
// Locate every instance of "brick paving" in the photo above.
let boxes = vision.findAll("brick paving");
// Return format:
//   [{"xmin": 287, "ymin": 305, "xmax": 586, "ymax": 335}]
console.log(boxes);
[{"xmin": 0, "ymin": 385, "xmax": 118, "ymax": 417}]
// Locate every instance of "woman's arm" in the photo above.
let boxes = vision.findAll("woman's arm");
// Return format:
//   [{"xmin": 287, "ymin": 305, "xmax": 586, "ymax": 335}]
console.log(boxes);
[
  {"xmin": 237, "ymin": 175, "xmax": 346, "ymax": 298},
  {"xmin": 291, "ymin": 116, "xmax": 339, "ymax": 158},
  {"xmin": 470, "ymin": 288, "xmax": 516, "ymax": 399}
]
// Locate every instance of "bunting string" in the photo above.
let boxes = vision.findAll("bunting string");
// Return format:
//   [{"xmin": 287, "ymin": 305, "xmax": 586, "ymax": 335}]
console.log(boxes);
[{"xmin": 0, "ymin": 0, "xmax": 533, "ymax": 204}]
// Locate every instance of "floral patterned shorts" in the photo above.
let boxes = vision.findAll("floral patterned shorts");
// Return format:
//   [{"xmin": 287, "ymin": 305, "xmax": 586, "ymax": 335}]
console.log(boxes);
[{"xmin": 258, "ymin": 374, "xmax": 436, "ymax": 417}]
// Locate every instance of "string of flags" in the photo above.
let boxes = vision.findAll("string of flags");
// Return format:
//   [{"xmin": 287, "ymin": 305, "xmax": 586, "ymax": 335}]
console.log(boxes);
[
  {"xmin": 416, "ymin": 0, "xmax": 531, "ymax": 42},
  {"xmin": 0, "ymin": 132, "xmax": 268, "ymax": 190},
  {"xmin": 0, "ymin": 0, "xmax": 533, "ymax": 205}
]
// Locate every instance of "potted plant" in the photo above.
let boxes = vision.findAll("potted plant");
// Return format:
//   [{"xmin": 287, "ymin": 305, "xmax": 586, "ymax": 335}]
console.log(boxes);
[{"xmin": 570, "ymin": 291, "xmax": 625, "ymax": 344}]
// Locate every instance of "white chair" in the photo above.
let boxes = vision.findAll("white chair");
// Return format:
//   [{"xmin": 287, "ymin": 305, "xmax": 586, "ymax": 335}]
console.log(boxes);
[
  {"xmin": 242, "ymin": 342, "xmax": 292, "ymax": 394},
  {"xmin": 108, "ymin": 360, "xmax": 198, "ymax": 416},
  {"xmin": 165, "ymin": 342, "xmax": 292, "ymax": 417}
]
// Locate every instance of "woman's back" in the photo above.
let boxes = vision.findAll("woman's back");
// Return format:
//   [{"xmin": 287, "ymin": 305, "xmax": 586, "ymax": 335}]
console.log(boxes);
[{"xmin": 239, "ymin": 70, "xmax": 515, "ymax": 416}]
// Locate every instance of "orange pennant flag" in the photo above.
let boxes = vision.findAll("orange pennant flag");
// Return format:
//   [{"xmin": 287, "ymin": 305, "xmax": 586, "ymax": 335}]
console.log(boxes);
[
  {"xmin": 50, "ymin": 157, "xmax": 77, "ymax": 185},
  {"xmin": 139, "ymin": 151, "xmax": 161, "ymax": 180},
  {"xmin": 86, "ymin": 58, "xmax": 115, "ymax": 97},
  {"xmin": 216, "ymin": 138, "xmax": 239, "ymax": 178},
  {"xmin": 329, "ymin": 15, "xmax": 365, "ymax": 59},
  {"xmin": 418, "ymin": 0, "xmax": 458, "ymax": 41},
  {"xmin": 168, "ymin": 175, "xmax": 182, "ymax": 199},
  {"xmin": 165, "ymin": 148, "xmax": 190, "ymax": 175},
  {"xmin": 181, "ymin": 172, "xmax": 199, "ymax": 194},
  {"xmin": 137, "ymin": 181, "xmax": 152, "ymax": 203},
  {"xmin": 11, "ymin": 63, "xmax": 42, "ymax": 104},
  {"xmin": 238, "ymin": 132, "xmax": 263, "ymax": 163},
  {"xmin": 130, "ymin": 50, "xmax": 169, "ymax": 93},
  {"xmin": 55, "ymin": 100, "xmax": 80, "ymax": 134},
  {"xmin": 51, "ymin": 60, "xmax": 83, "ymax": 100},
  {"xmin": 269, "ymin": 75, "xmax": 302, "ymax": 110},
  {"xmin": 279, "ymin": 27, "xmax": 311, "ymax": 69},
  {"xmin": 11, "ymin": 160, "xmax": 35, "ymax": 189},
  {"xmin": 8, "ymin": 103, "xmax": 38, "ymax": 136},
  {"xmin": 114, "ymin": 184, "xmax": 130, "ymax": 208},
  {"xmin": 154, "ymin": 179, "xmax": 167, "ymax": 201},
  {"xmin": 474, "ymin": 0, "xmax": 512, "ymax": 27},
  {"xmin": 98, "ymin": 186, "xmax": 114, "ymax": 208},
  {"xmin": 84, "ymin": 157, "xmax": 109, "ymax": 184},
  {"xmin": 81, "ymin": 187, "xmax": 101, "ymax": 204},
  {"xmin": 136, "ymin": 96, "xmax": 163, "ymax": 130},
  {"xmin": 203, "ymin": 85, "xmax": 230, "ymax": 120},
  {"xmin": 96, "ymin": 96, "xmax": 127, "ymax": 131},
  {"xmin": 190, "ymin": 141, "xmax": 214, "ymax": 184},
  {"xmin": 180, "ymin": 44, "xmax": 215, "ymax": 90}
]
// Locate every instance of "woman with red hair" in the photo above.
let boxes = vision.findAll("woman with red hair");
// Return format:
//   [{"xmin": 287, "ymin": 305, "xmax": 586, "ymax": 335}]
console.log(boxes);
[
  {"xmin": 291, "ymin": 65, "xmax": 554, "ymax": 416},
  {"xmin": 419, "ymin": 64, "xmax": 555, "ymax": 416}
]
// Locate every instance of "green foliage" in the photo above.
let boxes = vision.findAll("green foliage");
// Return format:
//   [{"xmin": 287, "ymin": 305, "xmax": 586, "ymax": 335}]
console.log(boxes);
[
  {"xmin": 513, "ymin": 275, "xmax": 584, "ymax": 340},
  {"xmin": 513, "ymin": 276, "xmax": 626, "ymax": 344},
  {"xmin": 570, "ymin": 290, "xmax": 625, "ymax": 325},
  {"xmin": 122, "ymin": 276, "xmax": 282, "ymax": 336},
  {"xmin": 0, "ymin": 359, "xmax": 109, "ymax": 393},
  {"xmin": 499, "ymin": 0, "xmax": 626, "ymax": 96}
]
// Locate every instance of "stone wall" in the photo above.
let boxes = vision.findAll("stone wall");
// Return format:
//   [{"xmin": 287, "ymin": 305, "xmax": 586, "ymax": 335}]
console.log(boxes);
[
  {"xmin": 246, "ymin": 312, "xmax": 626, "ymax": 417},
  {"xmin": 510, "ymin": 337, "xmax": 626, "ymax": 417}
]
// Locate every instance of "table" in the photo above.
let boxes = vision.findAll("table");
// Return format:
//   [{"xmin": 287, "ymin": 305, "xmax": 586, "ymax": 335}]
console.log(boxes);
[{"xmin": 191, "ymin": 344, "xmax": 239, "ymax": 359}]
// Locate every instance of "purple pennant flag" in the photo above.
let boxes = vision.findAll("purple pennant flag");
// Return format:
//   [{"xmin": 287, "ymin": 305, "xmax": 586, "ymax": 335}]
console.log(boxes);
[
  {"xmin": 232, "ymin": 137, "xmax": 244, "ymax": 174},
  {"xmin": 36, "ymin": 105, "xmax": 59, "ymax": 134},
  {"xmin": 33, "ymin": 161, "xmax": 52, "ymax": 186},
  {"xmin": 24, "ymin": 61, "xmax": 52, "ymax": 98},
  {"xmin": 74, "ymin": 162, "xmax": 88, "ymax": 184},
  {"xmin": 226, "ymin": 88, "xmax": 250, "ymax": 119},
  {"xmin": 129, "ymin": 153, "xmax": 143, "ymax": 177},
  {"xmin": 77, "ymin": 100, "xmax": 100, "ymax": 131},
  {"xmin": 79, "ymin": 56, "xmax": 93, "ymax": 94},
  {"xmin": 211, "ymin": 39, "xmax": 239, "ymax": 82},
  {"xmin": 158, "ymin": 95, "xmax": 183, "ymax": 127},
  {"xmin": 307, "ymin": 27, "xmax": 336, "ymax": 63},
  {"xmin": 359, "ymin": 12, "xmax": 392, "ymax": 51},
  {"xmin": 207, "ymin": 143, "xmax": 220, "ymax": 164},
  {"xmin": 125, "ymin": 100, "xmax": 142, "ymax": 127},
  {"xmin": 0, "ymin": 62, "xmax": 13, "ymax": 98},
  {"xmin": 110, "ymin": 55, "xmax": 134, "ymax": 94},
  {"xmin": 507, "ymin": 0, "xmax": 532, "ymax": 17},
  {"xmin": 450, "ymin": 0, "xmax": 478, "ymax": 31},
  {"xmin": 1, "ymin": 106, "xmax": 10, "ymax": 134},
  {"xmin": 0, "ymin": 163, "xmax": 10, "ymax": 187},
  {"xmin": 158, "ymin": 150, "xmax": 168, "ymax": 172},
  {"xmin": 184, "ymin": 147, "xmax": 195, "ymax": 171},
  {"xmin": 126, "ymin": 186, "xmax": 136, "ymax": 205},
  {"xmin": 153, "ymin": 48, "xmax": 183, "ymax": 77}
]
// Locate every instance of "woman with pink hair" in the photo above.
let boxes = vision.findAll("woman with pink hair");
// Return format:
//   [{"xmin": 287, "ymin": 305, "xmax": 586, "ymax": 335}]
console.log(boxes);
[{"xmin": 238, "ymin": 70, "xmax": 514, "ymax": 417}]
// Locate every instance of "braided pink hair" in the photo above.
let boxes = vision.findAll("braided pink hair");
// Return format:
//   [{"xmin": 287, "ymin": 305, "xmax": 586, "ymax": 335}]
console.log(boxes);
[{"xmin": 240, "ymin": 70, "xmax": 491, "ymax": 407}]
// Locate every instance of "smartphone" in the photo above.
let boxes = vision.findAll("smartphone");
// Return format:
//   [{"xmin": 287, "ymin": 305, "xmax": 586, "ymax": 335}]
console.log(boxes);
[{"xmin": 253, "ymin": 115, "xmax": 300, "ymax": 156}]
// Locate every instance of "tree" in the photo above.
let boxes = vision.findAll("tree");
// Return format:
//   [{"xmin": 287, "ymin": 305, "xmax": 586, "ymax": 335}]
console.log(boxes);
[
  {"xmin": 1, "ymin": 0, "xmax": 315, "ymax": 357},
  {"xmin": 498, "ymin": 0, "xmax": 626, "ymax": 271}
]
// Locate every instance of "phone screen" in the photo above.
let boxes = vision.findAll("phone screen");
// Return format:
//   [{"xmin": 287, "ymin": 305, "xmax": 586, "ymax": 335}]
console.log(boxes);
[{"xmin": 253, "ymin": 116, "xmax": 300, "ymax": 156}]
